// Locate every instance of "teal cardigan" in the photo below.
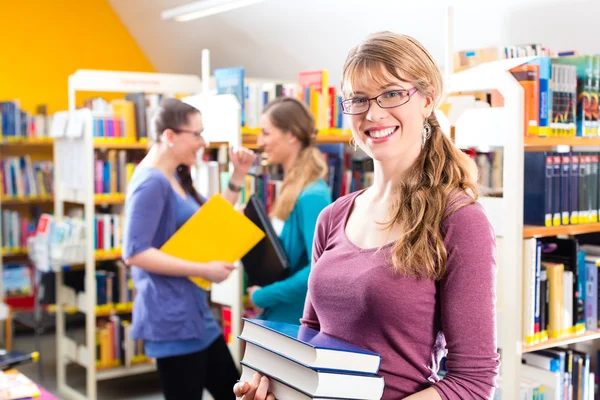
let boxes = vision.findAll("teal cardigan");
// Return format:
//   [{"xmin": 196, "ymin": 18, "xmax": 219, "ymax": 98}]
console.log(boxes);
[{"xmin": 251, "ymin": 179, "xmax": 332, "ymax": 325}]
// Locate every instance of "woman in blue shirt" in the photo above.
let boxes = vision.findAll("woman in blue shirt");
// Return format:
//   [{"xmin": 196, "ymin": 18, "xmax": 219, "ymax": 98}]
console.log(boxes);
[
  {"xmin": 246, "ymin": 97, "xmax": 332, "ymax": 325},
  {"xmin": 122, "ymin": 98, "xmax": 256, "ymax": 400}
]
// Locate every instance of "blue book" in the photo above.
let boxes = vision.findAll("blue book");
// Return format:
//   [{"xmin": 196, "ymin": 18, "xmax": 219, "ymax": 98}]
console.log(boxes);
[
  {"xmin": 214, "ymin": 67, "xmax": 245, "ymax": 126},
  {"xmin": 239, "ymin": 318, "xmax": 381, "ymax": 375},
  {"xmin": 585, "ymin": 259, "xmax": 598, "ymax": 330}
]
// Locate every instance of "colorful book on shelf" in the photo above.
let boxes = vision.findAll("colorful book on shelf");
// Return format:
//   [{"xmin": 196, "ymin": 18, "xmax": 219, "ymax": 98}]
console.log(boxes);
[
  {"xmin": 160, "ymin": 194, "xmax": 265, "ymax": 290},
  {"xmin": 523, "ymin": 151, "xmax": 600, "ymax": 228},
  {"xmin": 509, "ymin": 63, "xmax": 540, "ymax": 136},
  {"xmin": 552, "ymin": 55, "xmax": 597, "ymax": 138},
  {"xmin": 297, "ymin": 70, "xmax": 329, "ymax": 130}
]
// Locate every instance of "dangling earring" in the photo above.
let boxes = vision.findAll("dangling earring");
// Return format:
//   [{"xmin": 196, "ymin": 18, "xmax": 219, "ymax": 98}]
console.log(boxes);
[
  {"xmin": 349, "ymin": 137, "xmax": 358, "ymax": 152},
  {"xmin": 421, "ymin": 120, "xmax": 432, "ymax": 149}
]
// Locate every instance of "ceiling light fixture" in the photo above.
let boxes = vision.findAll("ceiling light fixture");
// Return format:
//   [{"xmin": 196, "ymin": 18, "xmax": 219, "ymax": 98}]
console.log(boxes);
[{"xmin": 161, "ymin": 0, "xmax": 266, "ymax": 22}]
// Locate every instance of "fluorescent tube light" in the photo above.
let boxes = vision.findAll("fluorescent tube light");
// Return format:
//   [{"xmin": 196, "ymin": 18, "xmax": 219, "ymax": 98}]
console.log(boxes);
[{"xmin": 161, "ymin": 0, "xmax": 266, "ymax": 22}]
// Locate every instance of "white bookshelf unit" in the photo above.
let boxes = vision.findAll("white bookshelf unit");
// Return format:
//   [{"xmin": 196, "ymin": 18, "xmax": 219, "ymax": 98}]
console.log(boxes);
[
  {"xmin": 448, "ymin": 57, "xmax": 526, "ymax": 400},
  {"xmin": 53, "ymin": 69, "xmax": 223, "ymax": 400},
  {"xmin": 448, "ymin": 55, "xmax": 600, "ymax": 399}
]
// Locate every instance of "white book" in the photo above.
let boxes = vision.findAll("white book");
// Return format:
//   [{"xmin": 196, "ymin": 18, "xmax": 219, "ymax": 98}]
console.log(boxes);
[
  {"xmin": 240, "ymin": 364, "xmax": 348, "ymax": 400},
  {"xmin": 520, "ymin": 363, "xmax": 561, "ymax": 400},
  {"xmin": 103, "ymin": 214, "xmax": 112, "ymax": 252},
  {"xmin": 112, "ymin": 214, "xmax": 121, "ymax": 251},
  {"xmin": 522, "ymin": 238, "xmax": 537, "ymax": 343}
]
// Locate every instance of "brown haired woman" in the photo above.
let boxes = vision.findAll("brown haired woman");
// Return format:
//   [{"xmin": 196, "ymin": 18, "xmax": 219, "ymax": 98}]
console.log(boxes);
[
  {"xmin": 235, "ymin": 32, "xmax": 499, "ymax": 400},
  {"xmin": 246, "ymin": 96, "xmax": 332, "ymax": 324},
  {"xmin": 122, "ymin": 98, "xmax": 256, "ymax": 399}
]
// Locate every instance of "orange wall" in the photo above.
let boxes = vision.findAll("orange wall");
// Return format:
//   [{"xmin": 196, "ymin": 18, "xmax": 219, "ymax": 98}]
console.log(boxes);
[{"xmin": 0, "ymin": 0, "xmax": 155, "ymax": 114}]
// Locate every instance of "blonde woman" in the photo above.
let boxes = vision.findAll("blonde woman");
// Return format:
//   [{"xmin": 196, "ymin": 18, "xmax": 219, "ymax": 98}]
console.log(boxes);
[
  {"xmin": 246, "ymin": 97, "xmax": 333, "ymax": 325},
  {"xmin": 235, "ymin": 32, "xmax": 499, "ymax": 400}
]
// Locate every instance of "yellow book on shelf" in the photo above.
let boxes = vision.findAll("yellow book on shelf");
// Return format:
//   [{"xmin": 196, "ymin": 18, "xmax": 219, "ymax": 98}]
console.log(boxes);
[
  {"xmin": 111, "ymin": 100, "xmax": 137, "ymax": 140},
  {"xmin": 161, "ymin": 194, "xmax": 265, "ymax": 290}
]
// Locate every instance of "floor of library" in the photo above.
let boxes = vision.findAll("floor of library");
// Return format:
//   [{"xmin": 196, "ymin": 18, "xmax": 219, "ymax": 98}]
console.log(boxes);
[{"xmin": 12, "ymin": 328, "xmax": 213, "ymax": 399}]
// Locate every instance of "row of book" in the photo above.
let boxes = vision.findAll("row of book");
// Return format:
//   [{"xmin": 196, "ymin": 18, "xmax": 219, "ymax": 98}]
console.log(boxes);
[
  {"xmin": 463, "ymin": 149, "xmax": 503, "ymax": 195},
  {"xmin": 522, "ymin": 236, "xmax": 581, "ymax": 344},
  {"xmin": 521, "ymin": 235, "xmax": 600, "ymax": 345},
  {"xmin": 83, "ymin": 93, "xmax": 163, "ymax": 142},
  {"xmin": 454, "ymin": 44, "xmax": 600, "ymax": 137},
  {"xmin": 95, "ymin": 260, "xmax": 133, "ymax": 306},
  {"xmin": 1, "ymin": 210, "xmax": 36, "ymax": 251},
  {"xmin": 518, "ymin": 348, "xmax": 595, "ymax": 400},
  {"xmin": 214, "ymin": 67, "xmax": 350, "ymax": 131},
  {"xmin": 0, "ymin": 100, "xmax": 50, "ymax": 140},
  {"xmin": 94, "ymin": 213, "xmax": 123, "ymax": 254},
  {"xmin": 3, "ymin": 264, "xmax": 33, "ymax": 299},
  {"xmin": 3, "ymin": 263, "xmax": 35, "ymax": 311},
  {"xmin": 1, "ymin": 157, "xmax": 53, "ymax": 198},
  {"xmin": 524, "ymin": 152, "xmax": 600, "ymax": 227},
  {"xmin": 96, "ymin": 315, "xmax": 147, "ymax": 369},
  {"xmin": 94, "ymin": 149, "xmax": 136, "ymax": 195},
  {"xmin": 29, "ymin": 213, "xmax": 85, "ymax": 272}
]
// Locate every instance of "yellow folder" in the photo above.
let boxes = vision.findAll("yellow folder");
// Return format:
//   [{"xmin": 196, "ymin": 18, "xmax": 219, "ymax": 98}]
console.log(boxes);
[{"xmin": 160, "ymin": 194, "xmax": 265, "ymax": 290}]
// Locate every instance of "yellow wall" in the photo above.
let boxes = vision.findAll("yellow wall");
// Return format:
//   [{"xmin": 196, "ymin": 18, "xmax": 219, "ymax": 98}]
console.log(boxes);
[{"xmin": 0, "ymin": 0, "xmax": 155, "ymax": 114}]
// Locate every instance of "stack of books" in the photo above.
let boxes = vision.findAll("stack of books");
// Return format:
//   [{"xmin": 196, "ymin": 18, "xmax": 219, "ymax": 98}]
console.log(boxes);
[{"xmin": 238, "ymin": 318, "xmax": 385, "ymax": 400}]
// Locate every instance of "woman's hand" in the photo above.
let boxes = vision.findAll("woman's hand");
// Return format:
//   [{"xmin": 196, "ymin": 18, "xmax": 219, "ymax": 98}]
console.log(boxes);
[
  {"xmin": 234, "ymin": 373, "xmax": 275, "ymax": 400},
  {"xmin": 247, "ymin": 285, "xmax": 264, "ymax": 314},
  {"xmin": 230, "ymin": 146, "xmax": 257, "ymax": 178},
  {"xmin": 199, "ymin": 261, "xmax": 236, "ymax": 283}
]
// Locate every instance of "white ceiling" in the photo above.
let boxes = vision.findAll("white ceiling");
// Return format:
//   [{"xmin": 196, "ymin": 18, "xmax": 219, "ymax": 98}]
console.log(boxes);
[{"xmin": 109, "ymin": 0, "xmax": 600, "ymax": 87}]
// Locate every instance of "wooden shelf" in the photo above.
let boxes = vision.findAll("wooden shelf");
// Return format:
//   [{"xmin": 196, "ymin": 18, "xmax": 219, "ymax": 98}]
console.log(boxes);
[
  {"xmin": 0, "ymin": 138, "xmax": 53, "ymax": 147},
  {"xmin": 95, "ymin": 251, "xmax": 122, "ymax": 262},
  {"xmin": 94, "ymin": 194, "xmax": 126, "ymax": 205},
  {"xmin": 0, "ymin": 196, "xmax": 54, "ymax": 206},
  {"xmin": 95, "ymin": 303, "xmax": 133, "ymax": 317},
  {"xmin": 523, "ymin": 223, "xmax": 600, "ymax": 238},
  {"xmin": 524, "ymin": 136, "xmax": 600, "ymax": 148},
  {"xmin": 241, "ymin": 127, "xmax": 262, "ymax": 135},
  {"xmin": 93, "ymin": 140, "xmax": 148, "ymax": 150},
  {"xmin": 242, "ymin": 133, "xmax": 351, "ymax": 149},
  {"xmin": 1, "ymin": 248, "xmax": 27, "ymax": 258},
  {"xmin": 522, "ymin": 331, "xmax": 600, "ymax": 353}
]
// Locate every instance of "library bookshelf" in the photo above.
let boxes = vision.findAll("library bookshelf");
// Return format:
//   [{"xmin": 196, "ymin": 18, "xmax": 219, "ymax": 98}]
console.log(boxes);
[
  {"xmin": 52, "ymin": 70, "xmax": 209, "ymax": 400},
  {"xmin": 449, "ymin": 56, "xmax": 600, "ymax": 399},
  {"xmin": 0, "ymin": 135, "xmax": 55, "ymax": 325}
]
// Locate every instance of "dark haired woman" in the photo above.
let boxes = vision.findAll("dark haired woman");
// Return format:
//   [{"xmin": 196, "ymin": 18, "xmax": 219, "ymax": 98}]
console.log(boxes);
[{"xmin": 122, "ymin": 98, "xmax": 256, "ymax": 400}]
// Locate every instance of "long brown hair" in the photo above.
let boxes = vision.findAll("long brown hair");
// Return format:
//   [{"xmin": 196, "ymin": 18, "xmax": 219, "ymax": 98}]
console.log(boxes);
[
  {"xmin": 152, "ymin": 98, "xmax": 204, "ymax": 205},
  {"xmin": 263, "ymin": 97, "xmax": 328, "ymax": 220},
  {"xmin": 342, "ymin": 32, "xmax": 479, "ymax": 280}
]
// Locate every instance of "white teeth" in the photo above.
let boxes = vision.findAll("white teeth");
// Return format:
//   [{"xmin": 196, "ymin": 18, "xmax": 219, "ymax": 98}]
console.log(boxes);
[{"xmin": 368, "ymin": 127, "xmax": 395, "ymax": 139}]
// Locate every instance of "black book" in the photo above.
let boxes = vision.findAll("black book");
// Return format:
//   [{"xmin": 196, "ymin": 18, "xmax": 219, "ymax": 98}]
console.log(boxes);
[{"xmin": 242, "ymin": 195, "xmax": 289, "ymax": 287}]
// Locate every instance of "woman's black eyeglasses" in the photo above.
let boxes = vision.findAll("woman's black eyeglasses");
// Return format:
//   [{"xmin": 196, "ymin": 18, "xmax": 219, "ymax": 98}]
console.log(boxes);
[
  {"xmin": 340, "ymin": 87, "xmax": 418, "ymax": 115},
  {"xmin": 173, "ymin": 129, "xmax": 203, "ymax": 138}
]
